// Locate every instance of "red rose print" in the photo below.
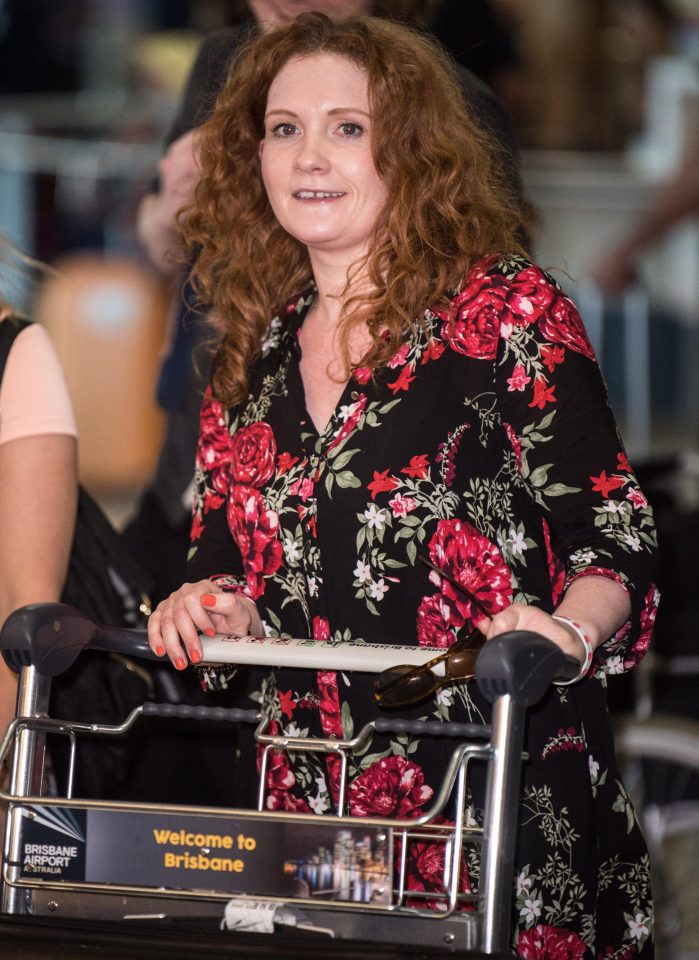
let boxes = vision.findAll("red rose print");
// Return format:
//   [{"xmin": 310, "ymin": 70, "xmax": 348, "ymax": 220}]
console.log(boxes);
[
  {"xmin": 625, "ymin": 583, "xmax": 658, "ymax": 668},
  {"xmin": 313, "ymin": 616, "xmax": 331, "ymax": 641},
  {"xmin": 230, "ymin": 421, "xmax": 276, "ymax": 488},
  {"xmin": 317, "ymin": 670, "xmax": 343, "ymax": 738},
  {"xmin": 388, "ymin": 341, "xmax": 411, "ymax": 368},
  {"xmin": 516, "ymin": 924, "xmax": 586, "ymax": 959},
  {"xmin": 538, "ymin": 294, "xmax": 595, "ymax": 360},
  {"xmin": 416, "ymin": 593, "xmax": 458, "ymax": 648},
  {"xmin": 541, "ymin": 517, "xmax": 565, "ymax": 604},
  {"xmin": 349, "ymin": 756, "xmax": 433, "ymax": 818},
  {"xmin": 352, "ymin": 366, "xmax": 371, "ymax": 384},
  {"xmin": 227, "ymin": 485, "xmax": 283, "ymax": 599},
  {"xmin": 439, "ymin": 276, "xmax": 505, "ymax": 360},
  {"xmin": 503, "ymin": 422, "xmax": 523, "ymax": 472},
  {"xmin": 427, "ymin": 519, "xmax": 512, "ymax": 624},
  {"xmin": 197, "ymin": 392, "xmax": 233, "ymax": 494},
  {"xmin": 507, "ymin": 265, "xmax": 557, "ymax": 326}
]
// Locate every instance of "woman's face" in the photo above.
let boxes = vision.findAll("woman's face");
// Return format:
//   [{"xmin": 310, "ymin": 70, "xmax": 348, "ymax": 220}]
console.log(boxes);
[{"xmin": 259, "ymin": 53, "xmax": 387, "ymax": 268}]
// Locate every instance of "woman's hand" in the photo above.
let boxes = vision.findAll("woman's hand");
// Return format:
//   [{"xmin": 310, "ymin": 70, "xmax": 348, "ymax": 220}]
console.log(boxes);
[
  {"xmin": 147, "ymin": 580, "xmax": 263, "ymax": 670},
  {"xmin": 483, "ymin": 603, "xmax": 595, "ymax": 666}
]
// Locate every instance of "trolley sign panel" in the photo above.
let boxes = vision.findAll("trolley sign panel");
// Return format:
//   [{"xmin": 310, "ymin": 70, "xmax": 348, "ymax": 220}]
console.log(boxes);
[{"xmin": 16, "ymin": 805, "xmax": 392, "ymax": 905}]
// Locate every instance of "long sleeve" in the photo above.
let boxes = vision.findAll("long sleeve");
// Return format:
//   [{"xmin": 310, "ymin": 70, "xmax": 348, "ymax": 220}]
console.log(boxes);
[
  {"xmin": 493, "ymin": 261, "xmax": 658, "ymax": 671},
  {"xmin": 185, "ymin": 387, "xmax": 249, "ymax": 596}
]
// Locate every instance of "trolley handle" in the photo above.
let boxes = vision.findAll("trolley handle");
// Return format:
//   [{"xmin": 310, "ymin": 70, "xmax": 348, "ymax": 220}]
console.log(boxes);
[
  {"xmin": 374, "ymin": 717, "xmax": 490, "ymax": 739},
  {"xmin": 475, "ymin": 630, "xmax": 580, "ymax": 706},
  {"xmin": 142, "ymin": 702, "xmax": 260, "ymax": 725},
  {"xmin": 0, "ymin": 602, "xmax": 159, "ymax": 676}
]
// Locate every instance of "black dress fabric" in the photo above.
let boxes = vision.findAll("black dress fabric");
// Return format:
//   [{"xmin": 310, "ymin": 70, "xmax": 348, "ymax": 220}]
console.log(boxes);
[{"xmin": 186, "ymin": 255, "xmax": 658, "ymax": 957}]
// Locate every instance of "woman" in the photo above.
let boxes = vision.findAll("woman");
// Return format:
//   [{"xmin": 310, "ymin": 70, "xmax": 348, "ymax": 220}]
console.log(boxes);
[
  {"xmin": 148, "ymin": 14, "xmax": 658, "ymax": 957},
  {"xmin": 0, "ymin": 236, "xmax": 78, "ymax": 743}
]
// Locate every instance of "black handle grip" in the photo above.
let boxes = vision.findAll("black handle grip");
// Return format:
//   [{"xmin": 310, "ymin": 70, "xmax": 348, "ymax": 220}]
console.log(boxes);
[
  {"xmin": 0, "ymin": 602, "xmax": 159, "ymax": 676},
  {"xmin": 374, "ymin": 717, "xmax": 490, "ymax": 739},
  {"xmin": 476, "ymin": 631, "xmax": 580, "ymax": 706},
  {"xmin": 142, "ymin": 702, "xmax": 260, "ymax": 725}
]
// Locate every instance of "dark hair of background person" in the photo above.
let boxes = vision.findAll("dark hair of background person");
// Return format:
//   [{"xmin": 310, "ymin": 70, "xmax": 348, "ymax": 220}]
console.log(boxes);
[{"xmin": 185, "ymin": 12, "xmax": 526, "ymax": 407}]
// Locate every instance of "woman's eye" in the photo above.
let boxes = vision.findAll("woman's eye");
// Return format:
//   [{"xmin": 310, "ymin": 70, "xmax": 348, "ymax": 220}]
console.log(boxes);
[
  {"xmin": 339, "ymin": 121, "xmax": 364, "ymax": 137},
  {"xmin": 271, "ymin": 122, "xmax": 297, "ymax": 138}
]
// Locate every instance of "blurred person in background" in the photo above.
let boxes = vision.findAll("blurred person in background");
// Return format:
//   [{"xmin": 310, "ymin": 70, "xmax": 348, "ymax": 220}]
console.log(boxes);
[
  {"xmin": 591, "ymin": 134, "xmax": 699, "ymax": 295},
  {"xmin": 0, "ymin": 235, "xmax": 78, "ymax": 746},
  {"xmin": 125, "ymin": 0, "xmax": 527, "ymax": 604}
]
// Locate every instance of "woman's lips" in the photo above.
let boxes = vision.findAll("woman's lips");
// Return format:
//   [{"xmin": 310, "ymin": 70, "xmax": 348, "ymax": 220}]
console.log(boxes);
[{"xmin": 293, "ymin": 190, "xmax": 346, "ymax": 201}]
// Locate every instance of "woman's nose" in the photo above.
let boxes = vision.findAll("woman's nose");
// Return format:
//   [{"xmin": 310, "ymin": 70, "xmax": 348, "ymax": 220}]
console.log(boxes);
[{"xmin": 294, "ymin": 134, "xmax": 329, "ymax": 172}]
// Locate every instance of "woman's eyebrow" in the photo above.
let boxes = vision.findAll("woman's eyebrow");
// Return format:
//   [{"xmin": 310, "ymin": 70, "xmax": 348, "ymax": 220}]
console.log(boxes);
[{"xmin": 264, "ymin": 107, "xmax": 371, "ymax": 119}]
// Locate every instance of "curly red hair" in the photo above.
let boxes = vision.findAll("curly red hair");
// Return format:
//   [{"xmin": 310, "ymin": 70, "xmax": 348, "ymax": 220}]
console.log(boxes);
[{"xmin": 184, "ymin": 12, "xmax": 525, "ymax": 406}]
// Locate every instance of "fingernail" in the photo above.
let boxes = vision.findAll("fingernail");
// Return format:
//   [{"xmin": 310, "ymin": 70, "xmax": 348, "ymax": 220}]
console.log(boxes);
[
  {"xmin": 201, "ymin": 594, "xmax": 216, "ymax": 608},
  {"xmin": 203, "ymin": 628, "xmax": 215, "ymax": 638},
  {"xmin": 155, "ymin": 645, "xmax": 165, "ymax": 657},
  {"xmin": 190, "ymin": 648, "xmax": 203, "ymax": 663},
  {"xmin": 174, "ymin": 657, "xmax": 187, "ymax": 670}
]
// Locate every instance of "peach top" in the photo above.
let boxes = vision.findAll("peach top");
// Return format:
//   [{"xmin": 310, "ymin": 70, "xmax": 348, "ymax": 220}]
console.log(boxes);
[{"xmin": 0, "ymin": 322, "xmax": 77, "ymax": 446}]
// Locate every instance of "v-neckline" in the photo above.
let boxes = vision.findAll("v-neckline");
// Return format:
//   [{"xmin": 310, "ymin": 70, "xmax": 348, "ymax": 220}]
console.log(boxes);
[{"xmin": 285, "ymin": 291, "xmax": 361, "ymax": 442}]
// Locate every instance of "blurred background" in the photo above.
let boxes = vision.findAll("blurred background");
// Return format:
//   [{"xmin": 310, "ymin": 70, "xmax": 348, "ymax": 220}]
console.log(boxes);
[
  {"xmin": 0, "ymin": 1, "xmax": 698, "ymax": 955},
  {"xmin": 2, "ymin": 0, "xmax": 698, "ymax": 494}
]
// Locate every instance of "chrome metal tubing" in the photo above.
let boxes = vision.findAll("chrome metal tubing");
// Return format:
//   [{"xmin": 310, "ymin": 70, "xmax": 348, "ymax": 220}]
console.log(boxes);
[
  {"xmin": 478, "ymin": 693, "xmax": 525, "ymax": 955},
  {"xmin": 2, "ymin": 665, "xmax": 51, "ymax": 914}
]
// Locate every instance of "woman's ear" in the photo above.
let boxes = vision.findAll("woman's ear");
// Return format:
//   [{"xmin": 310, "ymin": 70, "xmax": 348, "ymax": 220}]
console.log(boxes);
[{"xmin": 258, "ymin": 139, "xmax": 265, "ymax": 160}]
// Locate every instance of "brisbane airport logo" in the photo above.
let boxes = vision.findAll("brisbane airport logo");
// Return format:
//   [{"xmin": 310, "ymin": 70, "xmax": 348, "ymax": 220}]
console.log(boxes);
[{"xmin": 19, "ymin": 806, "xmax": 86, "ymax": 881}]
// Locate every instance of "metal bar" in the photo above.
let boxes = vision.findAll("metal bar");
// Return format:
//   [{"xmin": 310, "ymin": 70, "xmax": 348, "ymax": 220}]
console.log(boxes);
[
  {"xmin": 478, "ymin": 694, "xmax": 526, "ymax": 955},
  {"xmin": 2, "ymin": 665, "xmax": 51, "ymax": 914}
]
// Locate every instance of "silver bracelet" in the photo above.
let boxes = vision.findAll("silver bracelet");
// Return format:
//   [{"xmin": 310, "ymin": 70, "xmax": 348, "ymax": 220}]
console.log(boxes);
[{"xmin": 552, "ymin": 615, "xmax": 594, "ymax": 686}]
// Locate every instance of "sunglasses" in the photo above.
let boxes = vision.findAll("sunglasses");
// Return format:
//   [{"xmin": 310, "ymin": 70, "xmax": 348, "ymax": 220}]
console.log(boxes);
[{"xmin": 372, "ymin": 556, "xmax": 492, "ymax": 709}]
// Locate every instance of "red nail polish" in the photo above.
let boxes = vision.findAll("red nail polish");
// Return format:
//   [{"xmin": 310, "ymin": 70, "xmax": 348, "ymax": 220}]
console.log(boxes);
[
  {"xmin": 155, "ymin": 645, "xmax": 165, "ymax": 657},
  {"xmin": 203, "ymin": 628, "xmax": 215, "ymax": 638},
  {"xmin": 174, "ymin": 657, "xmax": 187, "ymax": 670},
  {"xmin": 201, "ymin": 594, "xmax": 216, "ymax": 608},
  {"xmin": 190, "ymin": 649, "xmax": 203, "ymax": 663}
]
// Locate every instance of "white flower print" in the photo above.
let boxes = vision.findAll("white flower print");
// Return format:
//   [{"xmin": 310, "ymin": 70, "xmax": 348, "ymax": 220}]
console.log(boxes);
[
  {"xmin": 516, "ymin": 871, "xmax": 533, "ymax": 897},
  {"xmin": 436, "ymin": 686, "xmax": 455, "ymax": 707},
  {"xmin": 588, "ymin": 755, "xmax": 599, "ymax": 783},
  {"xmin": 283, "ymin": 537, "xmax": 300, "ymax": 563},
  {"xmin": 623, "ymin": 533, "xmax": 641, "ymax": 552},
  {"xmin": 604, "ymin": 499, "xmax": 628, "ymax": 515},
  {"xmin": 308, "ymin": 792, "xmax": 331, "ymax": 814},
  {"xmin": 508, "ymin": 528, "xmax": 527, "ymax": 558},
  {"xmin": 605, "ymin": 655, "xmax": 625, "ymax": 674},
  {"xmin": 307, "ymin": 575, "xmax": 318, "ymax": 598},
  {"xmin": 519, "ymin": 897, "xmax": 542, "ymax": 923},
  {"xmin": 363, "ymin": 504, "xmax": 386, "ymax": 531},
  {"xmin": 368, "ymin": 578, "xmax": 389, "ymax": 601},
  {"xmin": 627, "ymin": 912, "xmax": 649, "ymax": 941},
  {"xmin": 354, "ymin": 559, "xmax": 372, "ymax": 583},
  {"xmin": 338, "ymin": 403, "xmax": 354, "ymax": 422},
  {"xmin": 570, "ymin": 548, "xmax": 596, "ymax": 564}
]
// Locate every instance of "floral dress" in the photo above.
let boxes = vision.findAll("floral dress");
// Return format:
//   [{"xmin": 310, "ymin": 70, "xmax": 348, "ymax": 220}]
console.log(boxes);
[{"xmin": 186, "ymin": 255, "xmax": 659, "ymax": 959}]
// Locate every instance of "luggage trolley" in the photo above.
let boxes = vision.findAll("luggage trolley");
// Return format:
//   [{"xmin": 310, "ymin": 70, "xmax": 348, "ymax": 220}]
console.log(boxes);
[{"xmin": 0, "ymin": 604, "xmax": 578, "ymax": 958}]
